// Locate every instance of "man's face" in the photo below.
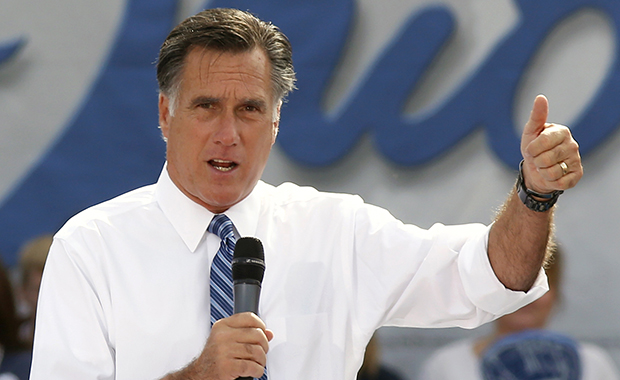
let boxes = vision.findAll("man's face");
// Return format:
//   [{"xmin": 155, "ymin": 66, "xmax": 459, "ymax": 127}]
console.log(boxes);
[
  {"xmin": 496, "ymin": 288, "xmax": 557, "ymax": 333},
  {"xmin": 159, "ymin": 47, "xmax": 280, "ymax": 213}
]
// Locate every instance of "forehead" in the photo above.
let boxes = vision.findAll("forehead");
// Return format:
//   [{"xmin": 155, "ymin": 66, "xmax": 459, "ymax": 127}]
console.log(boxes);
[{"xmin": 179, "ymin": 47, "xmax": 272, "ymax": 99}]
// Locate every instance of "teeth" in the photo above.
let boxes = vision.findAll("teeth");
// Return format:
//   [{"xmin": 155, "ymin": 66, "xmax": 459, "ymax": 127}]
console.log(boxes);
[
  {"xmin": 210, "ymin": 159, "xmax": 236, "ymax": 172},
  {"xmin": 213, "ymin": 165, "xmax": 234, "ymax": 172}
]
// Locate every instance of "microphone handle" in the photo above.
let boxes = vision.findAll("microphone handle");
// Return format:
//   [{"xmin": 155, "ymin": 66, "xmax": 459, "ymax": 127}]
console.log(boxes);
[
  {"xmin": 233, "ymin": 282, "xmax": 261, "ymax": 314},
  {"xmin": 234, "ymin": 283, "xmax": 262, "ymax": 380}
]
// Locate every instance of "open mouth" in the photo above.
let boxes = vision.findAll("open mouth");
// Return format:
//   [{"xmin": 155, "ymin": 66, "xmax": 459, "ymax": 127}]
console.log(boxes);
[{"xmin": 209, "ymin": 159, "xmax": 237, "ymax": 172}]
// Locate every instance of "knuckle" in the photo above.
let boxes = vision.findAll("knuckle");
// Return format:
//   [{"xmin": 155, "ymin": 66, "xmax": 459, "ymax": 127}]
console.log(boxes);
[
  {"xmin": 238, "ymin": 360, "xmax": 250, "ymax": 376},
  {"xmin": 244, "ymin": 343, "xmax": 255, "ymax": 355},
  {"xmin": 536, "ymin": 133, "xmax": 550, "ymax": 147},
  {"xmin": 571, "ymin": 138, "xmax": 580, "ymax": 150},
  {"xmin": 238, "ymin": 359, "xmax": 263, "ymax": 378},
  {"xmin": 537, "ymin": 154, "xmax": 554, "ymax": 168}
]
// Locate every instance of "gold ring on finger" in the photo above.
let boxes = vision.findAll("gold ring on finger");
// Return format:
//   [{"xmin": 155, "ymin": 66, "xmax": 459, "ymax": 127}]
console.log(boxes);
[{"xmin": 559, "ymin": 161, "xmax": 568, "ymax": 176}]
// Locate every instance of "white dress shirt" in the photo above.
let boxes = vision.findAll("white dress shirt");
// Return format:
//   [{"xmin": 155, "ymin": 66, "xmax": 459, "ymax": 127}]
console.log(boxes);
[{"xmin": 30, "ymin": 165, "xmax": 547, "ymax": 380}]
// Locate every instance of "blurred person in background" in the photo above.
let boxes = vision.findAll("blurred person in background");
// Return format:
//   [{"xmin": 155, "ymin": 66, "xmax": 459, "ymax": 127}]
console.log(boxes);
[
  {"xmin": 419, "ymin": 243, "xmax": 620, "ymax": 380},
  {"xmin": 358, "ymin": 334, "xmax": 406, "ymax": 380},
  {"xmin": 15, "ymin": 234, "xmax": 52, "ymax": 347},
  {"xmin": 0, "ymin": 257, "xmax": 31, "ymax": 380}
]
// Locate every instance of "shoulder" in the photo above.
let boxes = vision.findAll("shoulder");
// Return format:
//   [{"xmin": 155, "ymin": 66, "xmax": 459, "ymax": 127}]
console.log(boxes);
[
  {"xmin": 579, "ymin": 342, "xmax": 620, "ymax": 379},
  {"xmin": 419, "ymin": 339, "xmax": 479, "ymax": 380},
  {"xmin": 56, "ymin": 184, "xmax": 157, "ymax": 238},
  {"xmin": 258, "ymin": 181, "xmax": 364, "ymax": 209}
]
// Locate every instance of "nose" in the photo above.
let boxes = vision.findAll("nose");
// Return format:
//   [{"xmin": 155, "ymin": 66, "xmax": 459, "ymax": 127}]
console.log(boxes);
[{"xmin": 213, "ymin": 111, "xmax": 240, "ymax": 146}]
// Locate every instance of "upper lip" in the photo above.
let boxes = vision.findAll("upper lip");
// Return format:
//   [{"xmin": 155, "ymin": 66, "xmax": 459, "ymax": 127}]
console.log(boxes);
[{"xmin": 210, "ymin": 159, "xmax": 235, "ymax": 164}]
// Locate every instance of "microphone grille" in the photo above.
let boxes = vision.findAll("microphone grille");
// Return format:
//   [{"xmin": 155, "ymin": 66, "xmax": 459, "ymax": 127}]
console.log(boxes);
[
  {"xmin": 233, "ymin": 237, "xmax": 264, "ymax": 260},
  {"xmin": 232, "ymin": 237, "xmax": 265, "ymax": 282}
]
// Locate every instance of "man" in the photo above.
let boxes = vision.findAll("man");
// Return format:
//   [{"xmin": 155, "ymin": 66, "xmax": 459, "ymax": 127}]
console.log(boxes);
[
  {"xmin": 30, "ymin": 8, "xmax": 583, "ymax": 380},
  {"xmin": 0, "ymin": 258, "xmax": 31, "ymax": 380},
  {"xmin": 16, "ymin": 234, "xmax": 53, "ymax": 347}
]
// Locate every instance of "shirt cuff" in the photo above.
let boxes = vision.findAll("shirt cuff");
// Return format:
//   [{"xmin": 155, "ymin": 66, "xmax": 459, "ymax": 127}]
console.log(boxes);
[{"xmin": 458, "ymin": 224, "xmax": 549, "ymax": 317}]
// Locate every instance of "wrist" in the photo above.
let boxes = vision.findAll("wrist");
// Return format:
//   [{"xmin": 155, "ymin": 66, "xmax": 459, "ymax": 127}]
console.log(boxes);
[{"xmin": 516, "ymin": 160, "xmax": 563, "ymax": 212}]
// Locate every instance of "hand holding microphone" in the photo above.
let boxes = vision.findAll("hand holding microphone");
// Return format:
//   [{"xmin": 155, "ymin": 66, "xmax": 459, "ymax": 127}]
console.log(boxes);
[{"xmin": 187, "ymin": 237, "xmax": 270, "ymax": 380}]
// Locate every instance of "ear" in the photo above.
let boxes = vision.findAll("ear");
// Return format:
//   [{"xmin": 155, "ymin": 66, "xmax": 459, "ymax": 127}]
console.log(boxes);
[
  {"xmin": 272, "ymin": 101, "xmax": 281, "ymax": 145},
  {"xmin": 158, "ymin": 93, "xmax": 171, "ymax": 140}
]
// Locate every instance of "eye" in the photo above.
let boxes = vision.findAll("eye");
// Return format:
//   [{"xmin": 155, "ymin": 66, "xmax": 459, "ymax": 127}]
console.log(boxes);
[
  {"xmin": 198, "ymin": 102, "xmax": 214, "ymax": 109},
  {"xmin": 240, "ymin": 99, "xmax": 266, "ymax": 114}
]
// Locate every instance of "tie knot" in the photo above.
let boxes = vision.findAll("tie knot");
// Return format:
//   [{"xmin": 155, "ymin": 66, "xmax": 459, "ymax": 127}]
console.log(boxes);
[{"xmin": 208, "ymin": 214, "xmax": 235, "ymax": 243}]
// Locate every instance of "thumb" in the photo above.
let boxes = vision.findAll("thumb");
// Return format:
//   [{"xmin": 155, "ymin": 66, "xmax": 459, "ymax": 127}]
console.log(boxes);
[
  {"xmin": 523, "ymin": 94, "xmax": 548, "ymax": 140},
  {"xmin": 521, "ymin": 95, "xmax": 549, "ymax": 159}
]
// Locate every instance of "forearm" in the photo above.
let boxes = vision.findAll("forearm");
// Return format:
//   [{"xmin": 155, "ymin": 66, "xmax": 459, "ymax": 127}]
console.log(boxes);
[
  {"xmin": 491, "ymin": 94, "xmax": 583, "ymax": 292},
  {"xmin": 160, "ymin": 361, "xmax": 207, "ymax": 380},
  {"xmin": 488, "ymin": 188, "xmax": 553, "ymax": 291},
  {"xmin": 160, "ymin": 370, "xmax": 193, "ymax": 380}
]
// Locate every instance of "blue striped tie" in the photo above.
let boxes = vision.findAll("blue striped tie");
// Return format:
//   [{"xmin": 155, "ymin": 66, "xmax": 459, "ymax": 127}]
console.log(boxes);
[
  {"xmin": 209, "ymin": 214, "xmax": 236, "ymax": 325},
  {"xmin": 208, "ymin": 214, "xmax": 268, "ymax": 380}
]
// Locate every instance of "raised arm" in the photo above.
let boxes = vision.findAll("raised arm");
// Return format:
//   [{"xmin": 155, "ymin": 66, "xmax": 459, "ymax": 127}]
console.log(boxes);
[{"xmin": 488, "ymin": 95, "xmax": 582, "ymax": 291}]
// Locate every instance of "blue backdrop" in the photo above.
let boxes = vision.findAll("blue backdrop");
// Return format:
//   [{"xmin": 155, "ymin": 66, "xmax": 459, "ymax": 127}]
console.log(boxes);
[{"xmin": 0, "ymin": 0, "xmax": 619, "ymax": 265}]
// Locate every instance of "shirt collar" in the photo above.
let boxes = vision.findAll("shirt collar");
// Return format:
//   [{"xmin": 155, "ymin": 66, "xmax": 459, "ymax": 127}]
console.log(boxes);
[
  {"xmin": 155, "ymin": 163, "xmax": 263, "ymax": 252},
  {"xmin": 225, "ymin": 181, "xmax": 263, "ymax": 240}
]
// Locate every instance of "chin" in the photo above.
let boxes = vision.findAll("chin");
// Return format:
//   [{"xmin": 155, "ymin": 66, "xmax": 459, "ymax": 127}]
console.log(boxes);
[{"xmin": 204, "ymin": 195, "xmax": 243, "ymax": 212}]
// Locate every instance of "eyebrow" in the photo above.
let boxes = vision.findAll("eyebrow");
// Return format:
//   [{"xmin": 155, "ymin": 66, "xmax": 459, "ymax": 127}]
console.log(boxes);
[
  {"xmin": 188, "ymin": 96, "xmax": 267, "ymax": 111},
  {"xmin": 189, "ymin": 96, "xmax": 219, "ymax": 108}
]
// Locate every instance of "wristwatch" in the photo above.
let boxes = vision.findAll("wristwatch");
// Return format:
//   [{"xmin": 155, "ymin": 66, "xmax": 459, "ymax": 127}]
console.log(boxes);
[{"xmin": 516, "ymin": 160, "xmax": 563, "ymax": 212}]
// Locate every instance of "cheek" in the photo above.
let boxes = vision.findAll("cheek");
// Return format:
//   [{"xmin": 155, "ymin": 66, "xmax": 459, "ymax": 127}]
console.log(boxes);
[
  {"xmin": 247, "ymin": 127, "xmax": 275, "ymax": 152},
  {"xmin": 168, "ymin": 124, "xmax": 204, "ymax": 157},
  {"xmin": 257, "ymin": 135, "xmax": 275, "ymax": 161}
]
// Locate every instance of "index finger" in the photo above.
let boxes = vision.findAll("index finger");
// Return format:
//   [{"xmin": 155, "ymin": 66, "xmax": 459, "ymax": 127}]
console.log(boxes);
[
  {"xmin": 225, "ymin": 312, "xmax": 268, "ymax": 330},
  {"xmin": 526, "ymin": 124, "xmax": 570, "ymax": 162}
]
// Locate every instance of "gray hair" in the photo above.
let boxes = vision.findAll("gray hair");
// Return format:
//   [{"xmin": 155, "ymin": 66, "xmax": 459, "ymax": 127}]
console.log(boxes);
[{"xmin": 156, "ymin": 8, "xmax": 296, "ymax": 114}]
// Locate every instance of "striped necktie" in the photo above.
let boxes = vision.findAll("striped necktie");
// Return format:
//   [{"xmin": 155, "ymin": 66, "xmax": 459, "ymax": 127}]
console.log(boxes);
[
  {"xmin": 208, "ymin": 214, "xmax": 236, "ymax": 325},
  {"xmin": 208, "ymin": 214, "xmax": 268, "ymax": 380}
]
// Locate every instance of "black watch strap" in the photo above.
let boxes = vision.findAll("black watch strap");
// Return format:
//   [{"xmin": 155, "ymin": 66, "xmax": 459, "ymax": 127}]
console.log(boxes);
[{"xmin": 516, "ymin": 160, "xmax": 563, "ymax": 212}]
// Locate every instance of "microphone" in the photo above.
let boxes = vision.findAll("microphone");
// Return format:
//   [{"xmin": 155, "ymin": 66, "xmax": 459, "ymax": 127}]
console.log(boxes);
[
  {"xmin": 232, "ymin": 237, "xmax": 265, "ymax": 315},
  {"xmin": 232, "ymin": 237, "xmax": 266, "ymax": 380}
]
